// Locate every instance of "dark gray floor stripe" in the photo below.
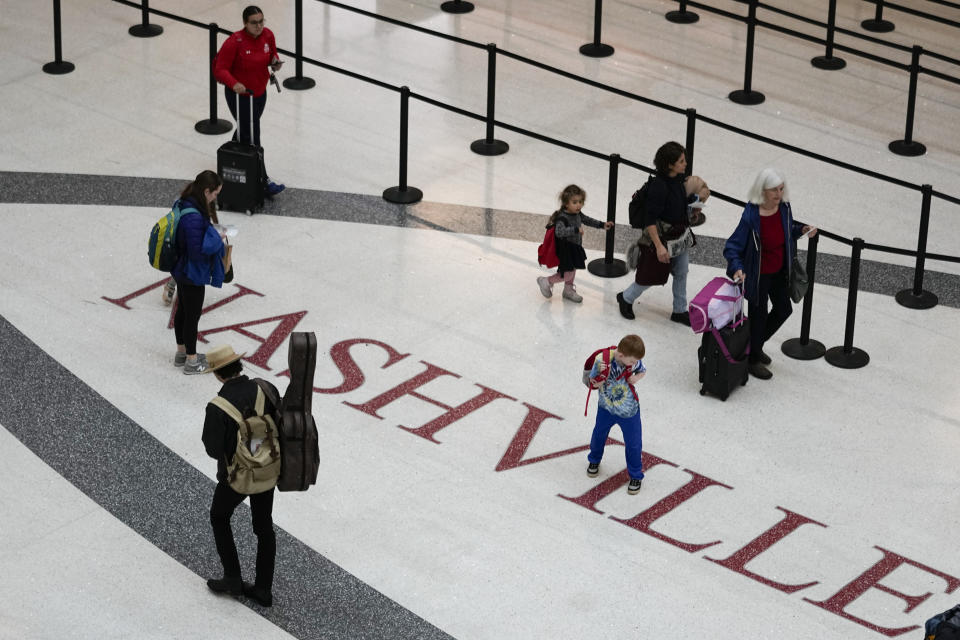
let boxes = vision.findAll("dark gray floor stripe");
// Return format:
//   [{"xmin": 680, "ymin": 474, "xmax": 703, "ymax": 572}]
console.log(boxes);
[
  {"xmin": 0, "ymin": 315, "xmax": 452, "ymax": 640},
  {"xmin": 2, "ymin": 169, "xmax": 957, "ymax": 308}
]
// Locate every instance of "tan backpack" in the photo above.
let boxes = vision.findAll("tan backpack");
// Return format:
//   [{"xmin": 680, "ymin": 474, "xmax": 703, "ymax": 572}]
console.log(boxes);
[{"xmin": 210, "ymin": 385, "xmax": 281, "ymax": 495}]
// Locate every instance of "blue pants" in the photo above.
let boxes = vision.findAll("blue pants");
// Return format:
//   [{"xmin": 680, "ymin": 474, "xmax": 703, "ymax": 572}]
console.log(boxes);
[{"xmin": 588, "ymin": 406, "xmax": 644, "ymax": 479}]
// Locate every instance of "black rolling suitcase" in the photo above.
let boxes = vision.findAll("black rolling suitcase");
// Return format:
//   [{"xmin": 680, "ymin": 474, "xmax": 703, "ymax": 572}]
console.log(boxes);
[
  {"xmin": 217, "ymin": 92, "xmax": 266, "ymax": 215},
  {"xmin": 698, "ymin": 317, "xmax": 750, "ymax": 401},
  {"xmin": 257, "ymin": 332, "xmax": 320, "ymax": 491}
]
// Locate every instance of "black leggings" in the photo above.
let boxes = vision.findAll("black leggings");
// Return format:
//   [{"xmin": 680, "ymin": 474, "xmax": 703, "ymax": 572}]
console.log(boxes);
[
  {"xmin": 210, "ymin": 481, "xmax": 276, "ymax": 589},
  {"xmin": 173, "ymin": 280, "xmax": 205, "ymax": 355},
  {"xmin": 748, "ymin": 268, "xmax": 793, "ymax": 361}
]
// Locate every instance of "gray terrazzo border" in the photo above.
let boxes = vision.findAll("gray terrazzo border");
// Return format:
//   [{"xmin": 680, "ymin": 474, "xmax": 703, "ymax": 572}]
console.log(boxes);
[
  {"xmin": 0, "ymin": 316, "xmax": 451, "ymax": 640},
  {"xmin": 1, "ymin": 169, "xmax": 957, "ymax": 309}
]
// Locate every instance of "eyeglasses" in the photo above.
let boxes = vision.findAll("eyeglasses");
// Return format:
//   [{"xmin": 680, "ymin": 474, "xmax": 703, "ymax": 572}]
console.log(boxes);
[{"xmin": 247, "ymin": 18, "xmax": 265, "ymax": 26}]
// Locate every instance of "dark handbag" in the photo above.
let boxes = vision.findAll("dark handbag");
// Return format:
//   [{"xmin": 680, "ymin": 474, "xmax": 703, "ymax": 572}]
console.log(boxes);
[
  {"xmin": 635, "ymin": 243, "xmax": 671, "ymax": 286},
  {"xmin": 789, "ymin": 255, "xmax": 808, "ymax": 303}
]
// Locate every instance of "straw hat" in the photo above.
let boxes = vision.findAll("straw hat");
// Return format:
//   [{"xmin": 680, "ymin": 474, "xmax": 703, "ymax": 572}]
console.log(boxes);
[{"xmin": 204, "ymin": 344, "xmax": 246, "ymax": 373}]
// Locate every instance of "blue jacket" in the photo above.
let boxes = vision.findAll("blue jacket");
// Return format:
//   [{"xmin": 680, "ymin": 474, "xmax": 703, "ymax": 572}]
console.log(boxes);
[
  {"xmin": 723, "ymin": 202, "xmax": 804, "ymax": 305},
  {"xmin": 170, "ymin": 198, "xmax": 225, "ymax": 288}
]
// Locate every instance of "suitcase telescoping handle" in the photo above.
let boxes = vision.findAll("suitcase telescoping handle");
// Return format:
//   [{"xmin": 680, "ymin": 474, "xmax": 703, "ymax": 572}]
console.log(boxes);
[{"xmin": 232, "ymin": 90, "xmax": 255, "ymax": 146}]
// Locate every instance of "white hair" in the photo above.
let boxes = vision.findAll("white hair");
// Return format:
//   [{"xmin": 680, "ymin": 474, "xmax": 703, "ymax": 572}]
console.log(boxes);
[{"xmin": 747, "ymin": 168, "xmax": 790, "ymax": 205}]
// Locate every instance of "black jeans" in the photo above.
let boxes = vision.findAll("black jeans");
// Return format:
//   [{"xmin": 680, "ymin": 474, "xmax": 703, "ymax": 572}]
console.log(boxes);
[
  {"xmin": 173, "ymin": 280, "xmax": 205, "ymax": 355},
  {"xmin": 210, "ymin": 481, "xmax": 276, "ymax": 590},
  {"xmin": 748, "ymin": 268, "xmax": 793, "ymax": 362}
]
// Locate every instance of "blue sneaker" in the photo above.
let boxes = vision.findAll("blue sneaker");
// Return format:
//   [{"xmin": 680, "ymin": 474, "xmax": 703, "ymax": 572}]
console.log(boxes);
[{"xmin": 265, "ymin": 181, "xmax": 285, "ymax": 196}]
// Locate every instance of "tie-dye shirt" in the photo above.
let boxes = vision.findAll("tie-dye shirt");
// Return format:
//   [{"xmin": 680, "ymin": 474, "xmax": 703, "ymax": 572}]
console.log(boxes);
[{"xmin": 590, "ymin": 355, "xmax": 645, "ymax": 418}]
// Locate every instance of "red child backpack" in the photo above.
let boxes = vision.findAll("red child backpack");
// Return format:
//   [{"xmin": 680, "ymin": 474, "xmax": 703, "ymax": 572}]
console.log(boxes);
[
  {"xmin": 538, "ymin": 226, "xmax": 559, "ymax": 268},
  {"xmin": 581, "ymin": 346, "xmax": 638, "ymax": 416}
]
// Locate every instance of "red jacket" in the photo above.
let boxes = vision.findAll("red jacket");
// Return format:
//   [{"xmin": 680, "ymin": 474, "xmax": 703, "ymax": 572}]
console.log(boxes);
[{"xmin": 214, "ymin": 28, "xmax": 279, "ymax": 98}]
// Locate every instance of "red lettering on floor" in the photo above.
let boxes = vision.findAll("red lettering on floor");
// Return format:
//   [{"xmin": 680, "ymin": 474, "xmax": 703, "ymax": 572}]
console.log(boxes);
[
  {"xmin": 301, "ymin": 338, "xmax": 410, "ymax": 394},
  {"xmin": 196, "ymin": 311, "xmax": 307, "ymax": 370},
  {"xmin": 102, "ymin": 277, "xmax": 170, "ymax": 309},
  {"xmin": 705, "ymin": 506, "xmax": 826, "ymax": 593},
  {"xmin": 609, "ymin": 469, "xmax": 733, "ymax": 552},
  {"xmin": 557, "ymin": 452, "xmax": 677, "ymax": 514},
  {"xmin": 804, "ymin": 546, "xmax": 960, "ymax": 637}
]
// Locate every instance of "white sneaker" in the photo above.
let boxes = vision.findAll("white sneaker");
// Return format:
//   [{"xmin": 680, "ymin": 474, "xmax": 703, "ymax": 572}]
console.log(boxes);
[
  {"xmin": 537, "ymin": 277, "xmax": 553, "ymax": 298},
  {"xmin": 562, "ymin": 286, "xmax": 583, "ymax": 303}
]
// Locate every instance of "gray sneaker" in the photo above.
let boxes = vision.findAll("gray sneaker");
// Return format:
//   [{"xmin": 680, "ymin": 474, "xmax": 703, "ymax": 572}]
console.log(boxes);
[
  {"xmin": 627, "ymin": 478, "xmax": 642, "ymax": 494},
  {"xmin": 175, "ymin": 352, "xmax": 205, "ymax": 368},
  {"xmin": 562, "ymin": 286, "xmax": 583, "ymax": 303},
  {"xmin": 537, "ymin": 277, "xmax": 553, "ymax": 298},
  {"xmin": 183, "ymin": 357, "xmax": 209, "ymax": 375}
]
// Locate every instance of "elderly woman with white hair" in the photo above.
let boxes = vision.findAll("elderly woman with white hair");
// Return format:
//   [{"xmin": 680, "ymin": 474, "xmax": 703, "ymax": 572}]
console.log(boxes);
[{"xmin": 723, "ymin": 168, "xmax": 817, "ymax": 380}]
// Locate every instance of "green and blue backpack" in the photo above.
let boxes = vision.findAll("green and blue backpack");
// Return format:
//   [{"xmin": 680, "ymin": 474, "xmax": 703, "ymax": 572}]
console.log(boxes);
[{"xmin": 147, "ymin": 201, "xmax": 199, "ymax": 271}]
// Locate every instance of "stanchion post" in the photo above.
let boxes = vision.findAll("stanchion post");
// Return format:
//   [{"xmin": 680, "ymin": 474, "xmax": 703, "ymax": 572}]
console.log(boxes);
[
  {"xmin": 470, "ymin": 43, "xmax": 509, "ymax": 156},
  {"xmin": 580, "ymin": 0, "xmax": 615, "ymax": 57},
  {"xmin": 129, "ymin": 0, "xmax": 163, "ymax": 37},
  {"xmin": 283, "ymin": 0, "xmax": 316, "ymax": 90},
  {"xmin": 781, "ymin": 233, "xmax": 826, "ymax": 360},
  {"xmin": 896, "ymin": 184, "xmax": 938, "ymax": 309},
  {"xmin": 825, "ymin": 238, "xmax": 870, "ymax": 369},
  {"xmin": 383, "ymin": 87, "xmax": 424, "ymax": 205},
  {"xmin": 862, "ymin": 0, "xmax": 895, "ymax": 32},
  {"xmin": 588, "ymin": 154, "xmax": 627, "ymax": 278},
  {"xmin": 889, "ymin": 46, "xmax": 926, "ymax": 157},
  {"xmin": 811, "ymin": 0, "xmax": 845, "ymax": 70},
  {"xmin": 685, "ymin": 108, "xmax": 706, "ymax": 227},
  {"xmin": 195, "ymin": 23, "xmax": 233, "ymax": 135},
  {"xmin": 729, "ymin": 0, "xmax": 765, "ymax": 105},
  {"xmin": 441, "ymin": 0, "xmax": 475, "ymax": 13},
  {"xmin": 43, "ymin": 0, "xmax": 75, "ymax": 75},
  {"xmin": 667, "ymin": 0, "xmax": 700, "ymax": 24}
]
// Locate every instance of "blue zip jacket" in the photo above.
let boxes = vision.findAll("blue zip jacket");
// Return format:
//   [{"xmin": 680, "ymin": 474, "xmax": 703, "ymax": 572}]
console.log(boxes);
[
  {"xmin": 723, "ymin": 202, "xmax": 804, "ymax": 305},
  {"xmin": 170, "ymin": 198, "xmax": 225, "ymax": 288}
]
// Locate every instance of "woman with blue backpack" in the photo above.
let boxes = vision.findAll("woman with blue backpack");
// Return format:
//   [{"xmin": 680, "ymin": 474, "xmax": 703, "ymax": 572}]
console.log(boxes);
[
  {"xmin": 723, "ymin": 168, "xmax": 816, "ymax": 380},
  {"xmin": 172, "ymin": 170, "xmax": 228, "ymax": 375}
]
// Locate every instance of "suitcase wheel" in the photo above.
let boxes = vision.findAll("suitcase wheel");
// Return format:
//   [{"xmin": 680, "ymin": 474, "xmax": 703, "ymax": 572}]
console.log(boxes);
[{"xmin": 699, "ymin": 388, "xmax": 706, "ymax": 396}]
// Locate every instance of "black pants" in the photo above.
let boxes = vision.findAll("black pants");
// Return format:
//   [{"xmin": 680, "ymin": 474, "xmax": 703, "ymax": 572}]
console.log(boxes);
[
  {"xmin": 173, "ymin": 280, "xmax": 205, "ymax": 355},
  {"xmin": 225, "ymin": 87, "xmax": 266, "ymax": 148},
  {"xmin": 210, "ymin": 481, "xmax": 276, "ymax": 591},
  {"xmin": 748, "ymin": 268, "xmax": 793, "ymax": 361}
]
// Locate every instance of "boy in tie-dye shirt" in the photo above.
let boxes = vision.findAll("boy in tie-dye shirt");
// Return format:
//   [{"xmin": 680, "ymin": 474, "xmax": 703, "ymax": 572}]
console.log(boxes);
[{"xmin": 586, "ymin": 334, "xmax": 647, "ymax": 494}]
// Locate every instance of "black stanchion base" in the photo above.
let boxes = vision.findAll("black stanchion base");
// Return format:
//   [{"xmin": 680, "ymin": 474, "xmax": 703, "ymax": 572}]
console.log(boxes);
[
  {"xmin": 811, "ymin": 55, "xmax": 846, "ymax": 70},
  {"xmin": 895, "ymin": 288, "xmax": 938, "ymax": 309},
  {"xmin": 729, "ymin": 89, "xmax": 765, "ymax": 105},
  {"xmin": 283, "ymin": 76, "xmax": 316, "ymax": 91},
  {"xmin": 579, "ymin": 42, "xmax": 615, "ymax": 57},
  {"xmin": 42, "ymin": 61, "xmax": 75, "ymax": 75},
  {"xmin": 129, "ymin": 24, "xmax": 164, "ymax": 37},
  {"xmin": 587, "ymin": 258, "xmax": 627, "ymax": 278},
  {"xmin": 441, "ymin": 1, "xmax": 475, "ymax": 13},
  {"xmin": 781, "ymin": 338, "xmax": 826, "ymax": 361},
  {"xmin": 889, "ymin": 139, "xmax": 926, "ymax": 157},
  {"xmin": 861, "ymin": 18, "xmax": 894, "ymax": 32},
  {"xmin": 824, "ymin": 346, "xmax": 870, "ymax": 369},
  {"xmin": 666, "ymin": 10, "xmax": 700, "ymax": 23},
  {"xmin": 383, "ymin": 186, "xmax": 423, "ymax": 204},
  {"xmin": 471, "ymin": 139, "xmax": 509, "ymax": 156},
  {"xmin": 194, "ymin": 119, "xmax": 234, "ymax": 135}
]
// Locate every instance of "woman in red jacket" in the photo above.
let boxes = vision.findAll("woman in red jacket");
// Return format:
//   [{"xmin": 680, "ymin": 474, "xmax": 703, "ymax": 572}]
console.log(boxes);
[{"xmin": 214, "ymin": 5, "xmax": 285, "ymax": 197}]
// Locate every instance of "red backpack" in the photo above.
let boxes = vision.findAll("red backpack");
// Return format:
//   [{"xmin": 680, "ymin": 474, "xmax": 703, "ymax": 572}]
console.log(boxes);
[
  {"xmin": 581, "ymin": 347, "xmax": 638, "ymax": 415},
  {"xmin": 537, "ymin": 226, "xmax": 559, "ymax": 268}
]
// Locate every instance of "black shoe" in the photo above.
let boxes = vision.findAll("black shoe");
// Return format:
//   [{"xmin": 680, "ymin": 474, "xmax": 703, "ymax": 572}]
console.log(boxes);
[
  {"xmin": 587, "ymin": 462, "xmax": 599, "ymax": 477},
  {"xmin": 242, "ymin": 582, "xmax": 273, "ymax": 607},
  {"xmin": 748, "ymin": 362, "xmax": 772, "ymax": 380},
  {"xmin": 616, "ymin": 292, "xmax": 635, "ymax": 320},
  {"xmin": 670, "ymin": 311, "xmax": 691, "ymax": 326},
  {"xmin": 757, "ymin": 349, "xmax": 772, "ymax": 365},
  {"xmin": 207, "ymin": 575, "xmax": 242, "ymax": 596},
  {"xmin": 627, "ymin": 478, "xmax": 642, "ymax": 494}
]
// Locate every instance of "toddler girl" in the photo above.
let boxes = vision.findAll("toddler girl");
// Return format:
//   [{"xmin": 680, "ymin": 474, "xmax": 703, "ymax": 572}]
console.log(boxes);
[{"xmin": 537, "ymin": 185, "xmax": 613, "ymax": 303}]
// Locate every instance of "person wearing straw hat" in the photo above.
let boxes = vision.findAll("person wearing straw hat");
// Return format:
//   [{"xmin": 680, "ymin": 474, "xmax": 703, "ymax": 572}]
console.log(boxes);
[{"xmin": 202, "ymin": 344, "xmax": 281, "ymax": 608}]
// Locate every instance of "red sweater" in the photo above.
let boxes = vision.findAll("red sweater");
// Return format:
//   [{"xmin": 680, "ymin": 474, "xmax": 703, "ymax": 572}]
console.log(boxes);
[
  {"xmin": 759, "ymin": 212, "xmax": 785, "ymax": 274},
  {"xmin": 214, "ymin": 28, "xmax": 279, "ymax": 98}
]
